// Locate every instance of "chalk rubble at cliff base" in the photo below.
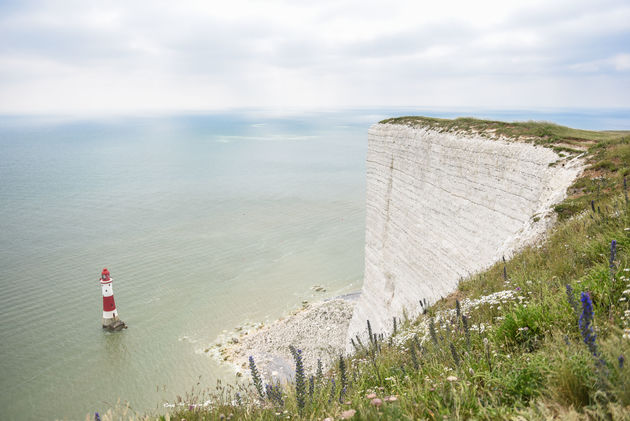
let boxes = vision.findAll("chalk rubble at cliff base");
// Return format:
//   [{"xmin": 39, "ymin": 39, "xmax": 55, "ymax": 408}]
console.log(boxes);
[{"xmin": 219, "ymin": 298, "xmax": 356, "ymax": 380}]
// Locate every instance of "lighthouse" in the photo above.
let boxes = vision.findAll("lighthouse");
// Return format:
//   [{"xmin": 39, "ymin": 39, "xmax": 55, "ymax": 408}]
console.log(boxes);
[{"xmin": 100, "ymin": 268, "xmax": 127, "ymax": 331}]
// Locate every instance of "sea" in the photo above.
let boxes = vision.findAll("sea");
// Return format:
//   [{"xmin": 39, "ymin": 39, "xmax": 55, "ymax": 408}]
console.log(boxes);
[{"xmin": 1, "ymin": 108, "xmax": 628, "ymax": 420}]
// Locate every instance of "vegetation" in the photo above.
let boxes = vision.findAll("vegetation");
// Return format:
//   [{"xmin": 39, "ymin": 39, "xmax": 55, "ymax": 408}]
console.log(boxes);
[{"xmin": 99, "ymin": 118, "xmax": 630, "ymax": 420}]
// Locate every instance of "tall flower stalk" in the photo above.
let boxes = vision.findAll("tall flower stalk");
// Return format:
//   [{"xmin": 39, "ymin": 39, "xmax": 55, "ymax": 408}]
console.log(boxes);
[
  {"xmin": 609, "ymin": 240, "xmax": 617, "ymax": 281},
  {"xmin": 291, "ymin": 348, "xmax": 306, "ymax": 412},
  {"xmin": 579, "ymin": 292, "xmax": 598, "ymax": 357},
  {"xmin": 409, "ymin": 341, "xmax": 419, "ymax": 370},
  {"xmin": 338, "ymin": 354, "xmax": 347, "ymax": 389},
  {"xmin": 248, "ymin": 356, "xmax": 265, "ymax": 400}
]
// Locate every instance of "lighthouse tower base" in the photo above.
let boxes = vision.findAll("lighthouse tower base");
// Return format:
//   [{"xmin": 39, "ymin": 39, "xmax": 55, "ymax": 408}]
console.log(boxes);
[{"xmin": 102, "ymin": 316, "xmax": 127, "ymax": 331}]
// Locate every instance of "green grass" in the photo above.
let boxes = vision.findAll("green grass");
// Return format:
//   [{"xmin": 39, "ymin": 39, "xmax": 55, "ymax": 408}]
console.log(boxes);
[
  {"xmin": 104, "ymin": 117, "xmax": 630, "ymax": 420},
  {"xmin": 379, "ymin": 116, "xmax": 628, "ymax": 149}
]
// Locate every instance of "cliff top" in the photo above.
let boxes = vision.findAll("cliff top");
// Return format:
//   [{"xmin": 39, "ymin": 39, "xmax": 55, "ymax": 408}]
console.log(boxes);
[{"xmin": 380, "ymin": 115, "xmax": 629, "ymax": 155}]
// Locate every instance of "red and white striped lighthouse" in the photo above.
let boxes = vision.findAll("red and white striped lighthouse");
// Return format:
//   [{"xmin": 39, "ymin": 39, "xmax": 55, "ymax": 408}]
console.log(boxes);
[{"xmin": 100, "ymin": 268, "xmax": 127, "ymax": 331}]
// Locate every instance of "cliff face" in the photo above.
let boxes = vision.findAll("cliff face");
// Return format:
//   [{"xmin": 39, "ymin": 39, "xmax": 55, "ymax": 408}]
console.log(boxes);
[{"xmin": 346, "ymin": 123, "xmax": 582, "ymax": 346}]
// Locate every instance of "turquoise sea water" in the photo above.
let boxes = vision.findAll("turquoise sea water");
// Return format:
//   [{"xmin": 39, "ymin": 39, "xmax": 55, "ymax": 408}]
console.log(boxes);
[{"xmin": 1, "ymin": 109, "xmax": 628, "ymax": 420}]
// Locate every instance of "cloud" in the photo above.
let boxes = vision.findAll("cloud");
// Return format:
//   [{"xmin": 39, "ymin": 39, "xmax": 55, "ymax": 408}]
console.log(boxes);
[{"xmin": 0, "ymin": 0, "xmax": 628, "ymax": 114}]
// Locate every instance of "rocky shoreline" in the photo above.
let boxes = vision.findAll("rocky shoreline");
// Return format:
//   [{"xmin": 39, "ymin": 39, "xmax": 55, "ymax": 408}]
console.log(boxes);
[{"xmin": 212, "ymin": 293, "xmax": 360, "ymax": 382}]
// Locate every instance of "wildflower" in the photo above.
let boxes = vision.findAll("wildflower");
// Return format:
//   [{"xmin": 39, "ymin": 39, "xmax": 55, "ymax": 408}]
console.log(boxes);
[
  {"xmin": 462, "ymin": 315, "xmax": 471, "ymax": 348},
  {"xmin": 339, "ymin": 386, "xmax": 347, "ymax": 404},
  {"xmin": 366, "ymin": 392, "xmax": 377, "ymax": 399},
  {"xmin": 619, "ymin": 355, "xmax": 625, "ymax": 369},
  {"xmin": 429, "ymin": 318, "xmax": 439, "ymax": 344},
  {"xmin": 328, "ymin": 379, "xmax": 336, "ymax": 404},
  {"xmin": 579, "ymin": 292, "xmax": 598, "ymax": 357},
  {"xmin": 610, "ymin": 240, "xmax": 617, "ymax": 278},
  {"xmin": 248, "ymin": 356, "xmax": 265, "ymax": 400},
  {"xmin": 339, "ymin": 354, "xmax": 347, "ymax": 388},
  {"xmin": 291, "ymin": 348, "xmax": 306, "ymax": 411},
  {"xmin": 449, "ymin": 343, "xmax": 460, "ymax": 367},
  {"xmin": 266, "ymin": 383, "xmax": 284, "ymax": 407},
  {"xmin": 409, "ymin": 341, "xmax": 419, "ymax": 370},
  {"xmin": 94, "ymin": 412, "xmax": 101, "ymax": 421},
  {"xmin": 456, "ymin": 299, "xmax": 461, "ymax": 321},
  {"xmin": 371, "ymin": 398, "xmax": 383, "ymax": 407},
  {"xmin": 385, "ymin": 395, "xmax": 398, "ymax": 402},
  {"xmin": 446, "ymin": 375, "xmax": 458, "ymax": 382},
  {"xmin": 341, "ymin": 409, "xmax": 356, "ymax": 419}
]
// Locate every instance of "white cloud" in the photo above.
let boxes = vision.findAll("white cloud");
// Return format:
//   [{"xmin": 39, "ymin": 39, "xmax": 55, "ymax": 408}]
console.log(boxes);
[
  {"xmin": 612, "ymin": 53, "xmax": 630, "ymax": 71},
  {"xmin": 0, "ymin": 0, "xmax": 628, "ymax": 114}
]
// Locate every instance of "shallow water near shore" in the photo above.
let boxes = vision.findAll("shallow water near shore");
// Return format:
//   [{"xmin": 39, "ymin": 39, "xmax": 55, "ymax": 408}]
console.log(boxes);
[{"xmin": 1, "ymin": 108, "xmax": 628, "ymax": 420}]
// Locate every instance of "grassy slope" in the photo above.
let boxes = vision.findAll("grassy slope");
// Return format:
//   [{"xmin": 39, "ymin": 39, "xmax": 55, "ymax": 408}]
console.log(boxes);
[{"xmin": 128, "ymin": 118, "xmax": 629, "ymax": 421}]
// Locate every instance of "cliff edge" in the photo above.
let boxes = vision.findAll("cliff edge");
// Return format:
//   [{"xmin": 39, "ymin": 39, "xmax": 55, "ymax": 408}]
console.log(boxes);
[{"xmin": 346, "ymin": 121, "xmax": 583, "ymax": 347}]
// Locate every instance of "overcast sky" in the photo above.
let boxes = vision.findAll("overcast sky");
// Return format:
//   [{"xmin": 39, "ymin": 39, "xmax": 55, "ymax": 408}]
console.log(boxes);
[{"xmin": 0, "ymin": 0, "xmax": 629, "ymax": 114}]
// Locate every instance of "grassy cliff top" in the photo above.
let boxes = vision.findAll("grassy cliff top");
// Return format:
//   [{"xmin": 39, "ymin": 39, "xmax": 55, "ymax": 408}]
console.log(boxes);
[{"xmin": 380, "ymin": 116, "xmax": 629, "ymax": 155}]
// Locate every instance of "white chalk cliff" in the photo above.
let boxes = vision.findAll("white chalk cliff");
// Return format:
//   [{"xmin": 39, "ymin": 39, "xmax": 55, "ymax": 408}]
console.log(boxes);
[{"xmin": 346, "ymin": 123, "xmax": 582, "ymax": 348}]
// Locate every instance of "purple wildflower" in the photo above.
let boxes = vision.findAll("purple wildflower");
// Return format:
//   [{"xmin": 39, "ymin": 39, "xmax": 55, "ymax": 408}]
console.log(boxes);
[
  {"xmin": 248, "ymin": 356, "xmax": 265, "ymax": 400},
  {"xmin": 328, "ymin": 379, "xmax": 336, "ymax": 404},
  {"xmin": 266, "ymin": 382, "xmax": 284, "ymax": 407},
  {"xmin": 94, "ymin": 412, "xmax": 101, "ymax": 421},
  {"xmin": 292, "ymin": 347, "xmax": 306, "ymax": 411},
  {"xmin": 579, "ymin": 292, "xmax": 598, "ymax": 357},
  {"xmin": 619, "ymin": 355, "xmax": 625, "ymax": 369}
]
